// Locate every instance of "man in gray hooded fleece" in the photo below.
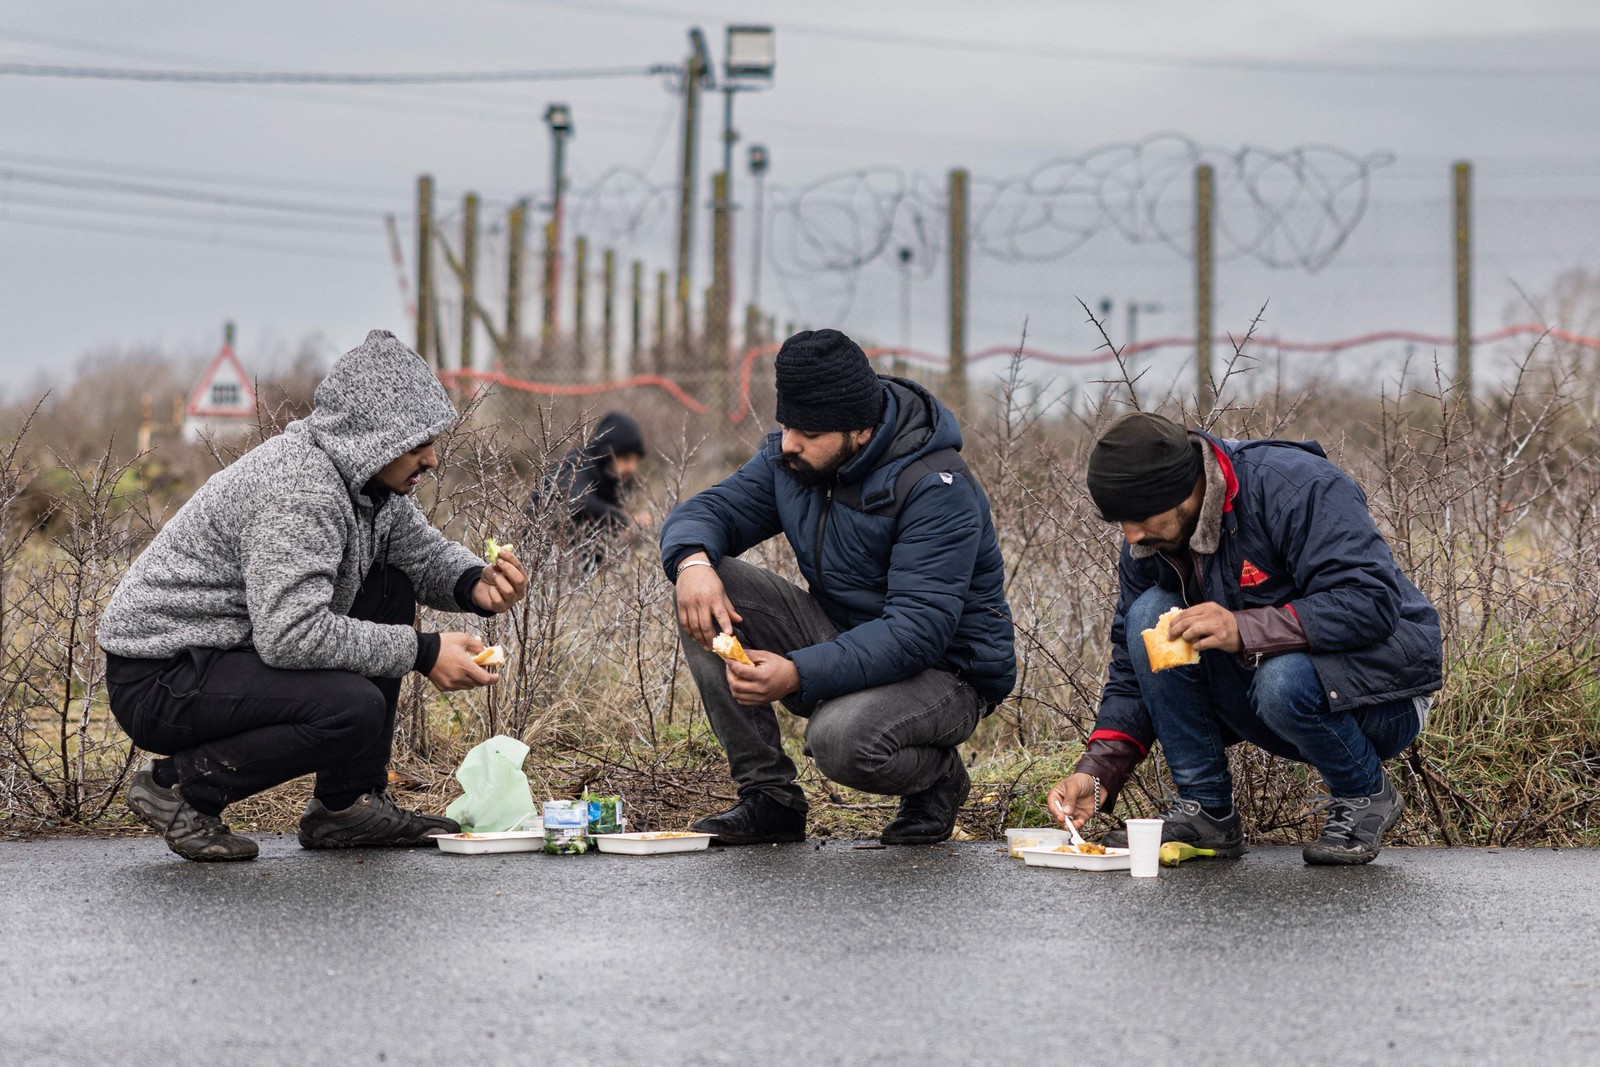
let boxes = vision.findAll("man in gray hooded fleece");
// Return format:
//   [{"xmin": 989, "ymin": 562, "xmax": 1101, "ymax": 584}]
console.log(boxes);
[{"xmin": 99, "ymin": 330, "xmax": 527, "ymax": 862}]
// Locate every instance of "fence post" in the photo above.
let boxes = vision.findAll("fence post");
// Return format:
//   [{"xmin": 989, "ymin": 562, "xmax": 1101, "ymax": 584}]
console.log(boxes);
[
  {"xmin": 602, "ymin": 248, "xmax": 617, "ymax": 382},
  {"xmin": 573, "ymin": 236, "xmax": 588, "ymax": 377},
  {"xmin": 710, "ymin": 172, "xmax": 731, "ymax": 422},
  {"xmin": 541, "ymin": 220, "xmax": 558, "ymax": 362},
  {"xmin": 505, "ymin": 199, "xmax": 527, "ymax": 367},
  {"xmin": 415, "ymin": 175, "xmax": 434, "ymax": 368},
  {"xmin": 655, "ymin": 269, "xmax": 669, "ymax": 375},
  {"xmin": 947, "ymin": 168, "xmax": 969, "ymax": 411},
  {"xmin": 630, "ymin": 259, "xmax": 643, "ymax": 376},
  {"xmin": 460, "ymin": 192, "xmax": 479, "ymax": 372},
  {"xmin": 1453, "ymin": 160, "xmax": 1473, "ymax": 404},
  {"xmin": 1194, "ymin": 164, "xmax": 1215, "ymax": 415}
]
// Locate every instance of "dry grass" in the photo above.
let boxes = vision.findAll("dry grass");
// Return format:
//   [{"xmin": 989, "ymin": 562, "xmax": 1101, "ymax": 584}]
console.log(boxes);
[{"xmin": 4, "ymin": 326, "xmax": 1600, "ymax": 846}]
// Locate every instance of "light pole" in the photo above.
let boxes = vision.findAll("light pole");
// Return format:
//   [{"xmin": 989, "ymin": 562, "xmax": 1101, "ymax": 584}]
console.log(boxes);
[
  {"xmin": 542, "ymin": 103, "xmax": 573, "ymax": 354},
  {"xmin": 899, "ymin": 247, "xmax": 914, "ymax": 355},
  {"xmin": 748, "ymin": 143, "xmax": 769, "ymax": 313},
  {"xmin": 1126, "ymin": 300, "xmax": 1162, "ymax": 351},
  {"xmin": 721, "ymin": 26, "xmax": 775, "ymax": 217}
]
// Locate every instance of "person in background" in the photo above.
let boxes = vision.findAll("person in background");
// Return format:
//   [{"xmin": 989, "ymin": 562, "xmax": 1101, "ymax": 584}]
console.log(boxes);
[
  {"xmin": 1047, "ymin": 412, "xmax": 1441, "ymax": 865},
  {"xmin": 542, "ymin": 412, "xmax": 649, "ymax": 536},
  {"xmin": 99, "ymin": 330, "xmax": 527, "ymax": 862}
]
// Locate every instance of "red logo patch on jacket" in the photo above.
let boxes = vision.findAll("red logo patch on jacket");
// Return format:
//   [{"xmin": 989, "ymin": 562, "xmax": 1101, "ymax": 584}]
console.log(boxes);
[{"xmin": 1239, "ymin": 559, "xmax": 1270, "ymax": 587}]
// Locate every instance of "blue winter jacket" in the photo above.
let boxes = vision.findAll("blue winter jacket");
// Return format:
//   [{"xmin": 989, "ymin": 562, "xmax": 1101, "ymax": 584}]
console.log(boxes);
[
  {"xmin": 660, "ymin": 377, "xmax": 1016, "ymax": 707},
  {"xmin": 1094, "ymin": 432, "xmax": 1443, "ymax": 749}
]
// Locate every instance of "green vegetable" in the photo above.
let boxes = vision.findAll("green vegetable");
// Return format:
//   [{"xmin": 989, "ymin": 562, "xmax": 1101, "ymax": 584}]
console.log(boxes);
[{"xmin": 485, "ymin": 537, "xmax": 512, "ymax": 565}]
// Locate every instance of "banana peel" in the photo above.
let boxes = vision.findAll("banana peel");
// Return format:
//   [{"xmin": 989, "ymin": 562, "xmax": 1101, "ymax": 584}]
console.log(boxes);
[{"xmin": 1159, "ymin": 841, "xmax": 1217, "ymax": 866}]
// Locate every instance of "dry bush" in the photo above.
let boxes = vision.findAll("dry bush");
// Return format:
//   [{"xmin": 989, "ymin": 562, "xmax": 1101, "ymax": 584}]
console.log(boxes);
[{"xmin": 4, "ymin": 326, "xmax": 1600, "ymax": 846}]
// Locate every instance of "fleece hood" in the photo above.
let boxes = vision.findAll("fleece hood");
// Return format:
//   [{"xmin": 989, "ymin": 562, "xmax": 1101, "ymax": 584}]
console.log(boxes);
[{"xmin": 290, "ymin": 330, "xmax": 459, "ymax": 493}]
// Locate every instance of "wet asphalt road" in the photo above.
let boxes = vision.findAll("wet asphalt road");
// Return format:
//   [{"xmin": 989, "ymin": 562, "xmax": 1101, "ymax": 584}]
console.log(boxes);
[{"xmin": 1, "ymin": 837, "xmax": 1596, "ymax": 1067}]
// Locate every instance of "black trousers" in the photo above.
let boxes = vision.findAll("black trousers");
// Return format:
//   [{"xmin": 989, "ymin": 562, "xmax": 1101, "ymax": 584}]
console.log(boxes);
[{"xmin": 106, "ymin": 565, "xmax": 415, "ymax": 814}]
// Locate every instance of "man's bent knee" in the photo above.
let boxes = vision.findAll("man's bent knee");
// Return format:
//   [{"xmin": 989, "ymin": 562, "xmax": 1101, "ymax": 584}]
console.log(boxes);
[
  {"xmin": 1249, "ymin": 653, "xmax": 1323, "ymax": 728},
  {"xmin": 805, "ymin": 713, "xmax": 886, "ymax": 793}
]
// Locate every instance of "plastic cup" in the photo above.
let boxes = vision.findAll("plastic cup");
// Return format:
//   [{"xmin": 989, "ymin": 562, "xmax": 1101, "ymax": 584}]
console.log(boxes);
[{"xmin": 1124, "ymin": 818, "xmax": 1163, "ymax": 878}]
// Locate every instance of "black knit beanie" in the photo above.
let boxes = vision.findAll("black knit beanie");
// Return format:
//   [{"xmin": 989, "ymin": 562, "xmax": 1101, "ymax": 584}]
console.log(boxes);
[
  {"xmin": 774, "ymin": 329, "xmax": 885, "ymax": 431},
  {"xmin": 1086, "ymin": 412, "xmax": 1203, "ymax": 521}
]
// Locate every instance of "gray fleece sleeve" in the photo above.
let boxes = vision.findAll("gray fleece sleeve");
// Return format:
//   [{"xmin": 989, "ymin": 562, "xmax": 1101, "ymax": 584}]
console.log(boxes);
[
  {"xmin": 384, "ymin": 497, "xmax": 490, "ymax": 612},
  {"xmin": 239, "ymin": 488, "xmax": 418, "ymax": 677}
]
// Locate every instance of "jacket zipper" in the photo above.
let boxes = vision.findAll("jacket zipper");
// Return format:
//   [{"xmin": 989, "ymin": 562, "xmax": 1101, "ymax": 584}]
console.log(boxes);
[
  {"xmin": 813, "ymin": 487, "xmax": 833, "ymax": 598},
  {"xmin": 1156, "ymin": 550, "xmax": 1195, "ymax": 607}
]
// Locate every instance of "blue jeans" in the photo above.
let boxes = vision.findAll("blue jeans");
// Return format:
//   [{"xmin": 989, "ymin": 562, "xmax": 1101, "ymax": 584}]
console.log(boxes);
[{"xmin": 1127, "ymin": 586, "xmax": 1420, "ymax": 807}]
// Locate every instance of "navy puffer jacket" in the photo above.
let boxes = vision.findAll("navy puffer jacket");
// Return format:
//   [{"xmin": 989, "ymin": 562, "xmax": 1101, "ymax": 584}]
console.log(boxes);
[
  {"xmin": 1095, "ymin": 432, "xmax": 1443, "ymax": 749},
  {"xmin": 660, "ymin": 377, "xmax": 1016, "ymax": 706}
]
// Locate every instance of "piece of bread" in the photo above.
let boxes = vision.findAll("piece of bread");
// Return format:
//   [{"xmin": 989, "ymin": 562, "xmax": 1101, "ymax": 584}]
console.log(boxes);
[
  {"xmin": 711, "ymin": 632, "xmax": 754, "ymax": 666},
  {"xmin": 1141, "ymin": 607, "xmax": 1200, "ymax": 672},
  {"xmin": 472, "ymin": 645, "xmax": 506, "ymax": 667}
]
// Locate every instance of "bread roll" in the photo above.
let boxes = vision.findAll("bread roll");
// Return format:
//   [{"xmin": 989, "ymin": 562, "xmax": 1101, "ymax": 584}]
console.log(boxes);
[
  {"xmin": 711, "ymin": 632, "xmax": 754, "ymax": 666},
  {"xmin": 472, "ymin": 645, "xmax": 506, "ymax": 667},
  {"xmin": 1141, "ymin": 607, "xmax": 1199, "ymax": 672}
]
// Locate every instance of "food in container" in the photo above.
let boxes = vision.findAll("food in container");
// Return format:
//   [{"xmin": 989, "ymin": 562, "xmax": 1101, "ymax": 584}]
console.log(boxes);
[
  {"xmin": 592, "ymin": 831, "xmax": 714, "ymax": 856},
  {"xmin": 542, "ymin": 799, "xmax": 590, "ymax": 854},
  {"xmin": 435, "ymin": 831, "xmax": 544, "ymax": 855}
]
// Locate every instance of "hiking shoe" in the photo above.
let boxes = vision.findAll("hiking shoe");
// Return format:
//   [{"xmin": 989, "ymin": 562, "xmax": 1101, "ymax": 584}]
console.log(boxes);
[
  {"xmin": 298, "ymin": 790, "xmax": 458, "ymax": 849},
  {"xmin": 125, "ymin": 763, "xmax": 258, "ymax": 863},
  {"xmin": 881, "ymin": 759, "xmax": 971, "ymax": 845},
  {"xmin": 1103, "ymin": 798, "xmax": 1245, "ymax": 858},
  {"xmin": 690, "ymin": 792, "xmax": 807, "ymax": 845},
  {"xmin": 1303, "ymin": 772, "xmax": 1404, "ymax": 866}
]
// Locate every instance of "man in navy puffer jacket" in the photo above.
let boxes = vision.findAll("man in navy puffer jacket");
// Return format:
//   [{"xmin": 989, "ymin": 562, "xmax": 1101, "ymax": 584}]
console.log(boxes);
[
  {"xmin": 661, "ymin": 330, "xmax": 1015, "ymax": 845},
  {"xmin": 1047, "ymin": 412, "xmax": 1442, "ymax": 865}
]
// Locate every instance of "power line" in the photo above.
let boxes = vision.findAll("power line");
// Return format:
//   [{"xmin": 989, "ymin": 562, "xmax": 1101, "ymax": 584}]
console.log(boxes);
[
  {"xmin": 509, "ymin": 0, "xmax": 1600, "ymax": 83},
  {"xmin": 2, "ymin": 167, "xmax": 385, "ymax": 220},
  {"xmin": 0, "ymin": 60, "xmax": 678, "ymax": 84},
  {"xmin": 0, "ymin": 148, "xmax": 404, "ymax": 199},
  {"xmin": 0, "ymin": 210, "xmax": 378, "ymax": 262},
  {"xmin": 0, "ymin": 191, "xmax": 382, "ymax": 237}
]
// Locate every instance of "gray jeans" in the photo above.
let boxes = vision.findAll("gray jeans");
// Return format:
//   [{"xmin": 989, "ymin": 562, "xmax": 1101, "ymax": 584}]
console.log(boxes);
[{"xmin": 680, "ymin": 557, "xmax": 983, "ymax": 812}]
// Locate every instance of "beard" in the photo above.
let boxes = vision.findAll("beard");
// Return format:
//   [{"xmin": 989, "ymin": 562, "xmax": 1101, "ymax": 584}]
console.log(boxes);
[
  {"xmin": 1145, "ymin": 497, "xmax": 1202, "ymax": 552},
  {"xmin": 780, "ymin": 437, "xmax": 860, "ymax": 489}
]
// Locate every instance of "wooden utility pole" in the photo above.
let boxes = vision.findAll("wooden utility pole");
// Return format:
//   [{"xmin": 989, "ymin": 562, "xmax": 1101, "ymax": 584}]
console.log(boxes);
[
  {"xmin": 709, "ymin": 172, "xmax": 732, "ymax": 420},
  {"xmin": 630, "ymin": 259, "xmax": 644, "ymax": 374},
  {"xmin": 541, "ymin": 221, "xmax": 558, "ymax": 360},
  {"xmin": 1195, "ymin": 164, "xmax": 1215, "ymax": 415},
  {"xmin": 415, "ymin": 175, "xmax": 435, "ymax": 367},
  {"xmin": 1453, "ymin": 161, "xmax": 1473, "ymax": 402},
  {"xmin": 459, "ymin": 193, "xmax": 479, "ymax": 371},
  {"xmin": 947, "ymin": 168, "xmax": 969, "ymax": 411},
  {"xmin": 675, "ymin": 49, "xmax": 705, "ymax": 367},
  {"xmin": 506, "ymin": 199, "xmax": 527, "ymax": 365},
  {"xmin": 655, "ymin": 269, "xmax": 669, "ymax": 374},
  {"xmin": 602, "ymin": 248, "xmax": 617, "ymax": 382},
  {"xmin": 573, "ymin": 236, "xmax": 588, "ymax": 375}
]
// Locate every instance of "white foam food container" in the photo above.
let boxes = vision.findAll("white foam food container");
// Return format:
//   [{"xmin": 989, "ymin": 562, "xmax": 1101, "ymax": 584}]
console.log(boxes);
[
  {"xmin": 1004, "ymin": 827, "xmax": 1077, "ymax": 858},
  {"xmin": 1019, "ymin": 844, "xmax": 1132, "ymax": 871},
  {"xmin": 434, "ymin": 831, "xmax": 544, "ymax": 855},
  {"xmin": 593, "ymin": 831, "xmax": 714, "ymax": 856}
]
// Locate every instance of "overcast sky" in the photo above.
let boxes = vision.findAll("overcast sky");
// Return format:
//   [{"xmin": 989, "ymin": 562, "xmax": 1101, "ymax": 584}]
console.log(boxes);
[{"xmin": 2, "ymin": 0, "xmax": 1598, "ymax": 395}]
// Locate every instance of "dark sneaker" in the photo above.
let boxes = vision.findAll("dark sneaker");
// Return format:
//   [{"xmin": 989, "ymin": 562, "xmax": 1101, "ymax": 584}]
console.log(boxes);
[
  {"xmin": 880, "ymin": 760, "xmax": 971, "ymax": 846},
  {"xmin": 298, "ymin": 790, "xmax": 459, "ymax": 849},
  {"xmin": 1103, "ymin": 798, "xmax": 1245, "ymax": 858},
  {"xmin": 125, "ymin": 763, "xmax": 258, "ymax": 862},
  {"xmin": 1303, "ymin": 772, "xmax": 1404, "ymax": 866},
  {"xmin": 690, "ymin": 792, "xmax": 807, "ymax": 845}
]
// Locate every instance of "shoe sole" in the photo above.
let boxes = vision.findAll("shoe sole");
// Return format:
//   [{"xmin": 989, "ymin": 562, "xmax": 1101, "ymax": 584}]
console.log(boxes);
[
  {"xmin": 694, "ymin": 829, "xmax": 807, "ymax": 846},
  {"xmin": 298, "ymin": 831, "xmax": 448, "ymax": 850},
  {"xmin": 167, "ymin": 839, "xmax": 258, "ymax": 862},
  {"xmin": 1303, "ymin": 792, "xmax": 1405, "ymax": 866}
]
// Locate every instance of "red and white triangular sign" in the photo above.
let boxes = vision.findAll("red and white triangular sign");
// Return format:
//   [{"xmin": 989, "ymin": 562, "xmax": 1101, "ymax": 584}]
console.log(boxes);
[{"xmin": 186, "ymin": 341, "xmax": 257, "ymax": 419}]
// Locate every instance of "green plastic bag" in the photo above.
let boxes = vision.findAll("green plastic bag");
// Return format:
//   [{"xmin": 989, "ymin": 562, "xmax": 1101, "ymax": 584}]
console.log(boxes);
[{"xmin": 444, "ymin": 735, "xmax": 535, "ymax": 832}]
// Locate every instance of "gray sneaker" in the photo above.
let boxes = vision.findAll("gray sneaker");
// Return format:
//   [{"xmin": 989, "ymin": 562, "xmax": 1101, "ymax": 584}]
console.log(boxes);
[
  {"xmin": 1103, "ymin": 797, "xmax": 1245, "ymax": 858},
  {"xmin": 298, "ymin": 790, "xmax": 459, "ymax": 849},
  {"xmin": 1303, "ymin": 772, "xmax": 1404, "ymax": 866},
  {"xmin": 125, "ymin": 763, "xmax": 259, "ymax": 862}
]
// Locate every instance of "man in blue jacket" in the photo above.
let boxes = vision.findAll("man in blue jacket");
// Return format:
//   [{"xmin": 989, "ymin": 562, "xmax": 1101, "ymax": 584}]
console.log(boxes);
[
  {"xmin": 661, "ymin": 330, "xmax": 1015, "ymax": 846},
  {"xmin": 1047, "ymin": 412, "xmax": 1442, "ymax": 864}
]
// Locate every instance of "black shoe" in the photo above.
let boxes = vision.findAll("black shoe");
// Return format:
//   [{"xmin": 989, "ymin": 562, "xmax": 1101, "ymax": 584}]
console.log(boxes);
[
  {"xmin": 880, "ymin": 760, "xmax": 970, "ymax": 845},
  {"xmin": 1104, "ymin": 798, "xmax": 1245, "ymax": 858},
  {"xmin": 125, "ymin": 763, "xmax": 258, "ymax": 863},
  {"xmin": 1303, "ymin": 772, "xmax": 1404, "ymax": 866},
  {"xmin": 298, "ymin": 790, "xmax": 459, "ymax": 849},
  {"xmin": 690, "ymin": 793, "xmax": 807, "ymax": 845}
]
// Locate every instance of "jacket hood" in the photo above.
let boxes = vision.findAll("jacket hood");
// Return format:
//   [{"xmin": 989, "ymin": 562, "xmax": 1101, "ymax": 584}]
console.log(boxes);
[
  {"xmin": 583, "ymin": 412, "xmax": 646, "ymax": 464},
  {"xmin": 838, "ymin": 376, "xmax": 962, "ymax": 507},
  {"xmin": 290, "ymin": 330, "xmax": 459, "ymax": 493}
]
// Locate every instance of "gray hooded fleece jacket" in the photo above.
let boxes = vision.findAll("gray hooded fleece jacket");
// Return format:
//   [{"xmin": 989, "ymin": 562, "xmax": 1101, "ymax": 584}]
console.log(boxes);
[{"xmin": 99, "ymin": 330, "xmax": 484, "ymax": 678}]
